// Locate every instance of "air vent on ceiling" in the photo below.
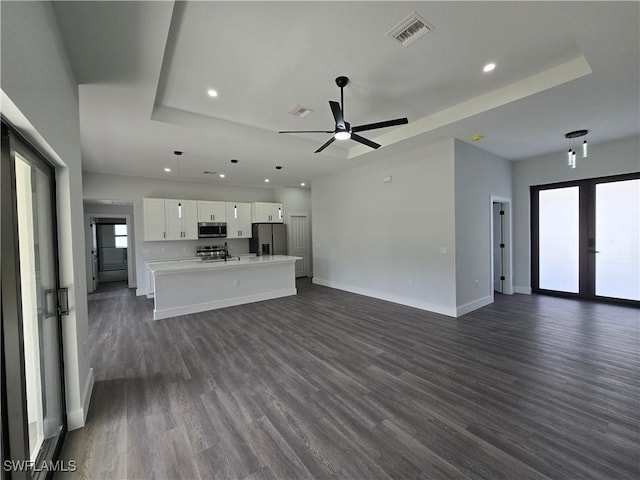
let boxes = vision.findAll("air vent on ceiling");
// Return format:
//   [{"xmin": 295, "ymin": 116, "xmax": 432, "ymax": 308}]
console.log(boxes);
[
  {"xmin": 387, "ymin": 12, "xmax": 433, "ymax": 47},
  {"xmin": 203, "ymin": 170, "xmax": 217, "ymax": 175},
  {"xmin": 287, "ymin": 104, "xmax": 313, "ymax": 118}
]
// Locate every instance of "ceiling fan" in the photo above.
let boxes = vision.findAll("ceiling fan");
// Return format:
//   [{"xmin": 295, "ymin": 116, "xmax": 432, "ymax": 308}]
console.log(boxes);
[{"xmin": 279, "ymin": 76, "xmax": 409, "ymax": 153}]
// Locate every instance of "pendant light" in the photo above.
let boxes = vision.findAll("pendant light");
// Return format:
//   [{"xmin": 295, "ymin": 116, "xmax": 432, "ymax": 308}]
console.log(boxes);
[{"xmin": 564, "ymin": 130, "xmax": 588, "ymax": 168}]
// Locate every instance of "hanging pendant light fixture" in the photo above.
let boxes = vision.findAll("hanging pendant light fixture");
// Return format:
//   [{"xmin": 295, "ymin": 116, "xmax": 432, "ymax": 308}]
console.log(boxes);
[{"xmin": 564, "ymin": 130, "xmax": 588, "ymax": 168}]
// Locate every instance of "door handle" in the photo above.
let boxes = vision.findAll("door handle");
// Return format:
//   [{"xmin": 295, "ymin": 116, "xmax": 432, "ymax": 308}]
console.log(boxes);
[
  {"xmin": 58, "ymin": 288, "xmax": 69, "ymax": 315},
  {"xmin": 44, "ymin": 289, "xmax": 57, "ymax": 317},
  {"xmin": 589, "ymin": 249, "xmax": 600, "ymax": 254},
  {"xmin": 44, "ymin": 288, "xmax": 69, "ymax": 316}
]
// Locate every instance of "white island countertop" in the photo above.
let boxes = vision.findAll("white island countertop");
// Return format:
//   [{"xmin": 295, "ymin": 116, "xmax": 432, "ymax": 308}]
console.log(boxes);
[
  {"xmin": 147, "ymin": 255, "xmax": 302, "ymax": 320},
  {"xmin": 148, "ymin": 255, "xmax": 300, "ymax": 276}
]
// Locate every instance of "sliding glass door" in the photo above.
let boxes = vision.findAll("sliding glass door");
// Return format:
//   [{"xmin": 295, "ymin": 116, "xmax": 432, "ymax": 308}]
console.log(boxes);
[
  {"xmin": 531, "ymin": 173, "xmax": 640, "ymax": 304},
  {"xmin": 1, "ymin": 122, "xmax": 67, "ymax": 478},
  {"xmin": 594, "ymin": 178, "xmax": 640, "ymax": 301}
]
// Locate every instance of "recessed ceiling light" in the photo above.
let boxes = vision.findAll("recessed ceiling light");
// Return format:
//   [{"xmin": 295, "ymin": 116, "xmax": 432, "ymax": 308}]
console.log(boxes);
[
  {"xmin": 219, "ymin": 173, "xmax": 226, "ymax": 178},
  {"xmin": 483, "ymin": 62, "xmax": 496, "ymax": 73},
  {"xmin": 264, "ymin": 178, "xmax": 270, "ymax": 183},
  {"xmin": 207, "ymin": 89, "xmax": 218, "ymax": 97},
  {"xmin": 164, "ymin": 168, "xmax": 171, "ymax": 172},
  {"xmin": 300, "ymin": 182, "xmax": 306, "ymax": 187}
]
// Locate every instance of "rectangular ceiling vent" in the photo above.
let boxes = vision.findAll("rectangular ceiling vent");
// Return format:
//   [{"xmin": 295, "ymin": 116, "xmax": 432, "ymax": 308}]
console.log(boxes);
[
  {"xmin": 287, "ymin": 104, "xmax": 313, "ymax": 118},
  {"xmin": 387, "ymin": 12, "xmax": 433, "ymax": 47}
]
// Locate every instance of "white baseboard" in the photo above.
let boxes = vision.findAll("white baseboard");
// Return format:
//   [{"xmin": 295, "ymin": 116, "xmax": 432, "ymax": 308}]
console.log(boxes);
[
  {"xmin": 456, "ymin": 295, "xmax": 493, "ymax": 317},
  {"xmin": 514, "ymin": 285, "xmax": 532, "ymax": 295},
  {"xmin": 153, "ymin": 288, "xmax": 297, "ymax": 320},
  {"xmin": 67, "ymin": 367, "xmax": 94, "ymax": 431},
  {"xmin": 312, "ymin": 278, "xmax": 457, "ymax": 317}
]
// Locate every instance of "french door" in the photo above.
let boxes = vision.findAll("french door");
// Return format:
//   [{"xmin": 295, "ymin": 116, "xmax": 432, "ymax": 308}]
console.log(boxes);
[
  {"xmin": 1, "ymin": 122, "xmax": 67, "ymax": 478},
  {"xmin": 531, "ymin": 173, "xmax": 640, "ymax": 304}
]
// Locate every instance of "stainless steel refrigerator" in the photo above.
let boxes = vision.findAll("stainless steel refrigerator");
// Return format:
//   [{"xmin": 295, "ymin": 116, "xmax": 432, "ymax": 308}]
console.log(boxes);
[{"xmin": 250, "ymin": 223, "xmax": 287, "ymax": 256}]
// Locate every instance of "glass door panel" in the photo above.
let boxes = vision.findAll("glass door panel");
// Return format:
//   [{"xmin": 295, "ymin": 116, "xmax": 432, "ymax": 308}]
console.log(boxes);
[
  {"xmin": 14, "ymin": 149, "xmax": 65, "ymax": 466},
  {"xmin": 595, "ymin": 179, "xmax": 640, "ymax": 301},
  {"xmin": 538, "ymin": 186, "xmax": 580, "ymax": 293}
]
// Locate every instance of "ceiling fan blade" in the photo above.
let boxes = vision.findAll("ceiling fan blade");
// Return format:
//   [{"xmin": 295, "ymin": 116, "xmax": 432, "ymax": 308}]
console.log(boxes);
[
  {"xmin": 315, "ymin": 137, "xmax": 336, "ymax": 153},
  {"xmin": 351, "ymin": 117, "xmax": 408, "ymax": 133},
  {"xmin": 351, "ymin": 133, "xmax": 381, "ymax": 150},
  {"xmin": 279, "ymin": 130, "xmax": 334, "ymax": 134},
  {"xmin": 329, "ymin": 101, "xmax": 345, "ymax": 129}
]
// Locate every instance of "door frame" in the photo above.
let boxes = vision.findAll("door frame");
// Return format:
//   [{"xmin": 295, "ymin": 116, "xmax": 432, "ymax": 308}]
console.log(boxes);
[
  {"xmin": 490, "ymin": 195, "xmax": 514, "ymax": 301},
  {"xmin": 530, "ymin": 172, "xmax": 640, "ymax": 305},
  {"xmin": 1, "ymin": 121, "xmax": 68, "ymax": 477},
  {"xmin": 84, "ymin": 211, "xmax": 135, "ymax": 291}
]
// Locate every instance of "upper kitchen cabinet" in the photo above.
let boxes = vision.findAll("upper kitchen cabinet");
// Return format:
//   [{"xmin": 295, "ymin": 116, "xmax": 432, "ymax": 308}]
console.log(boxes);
[
  {"xmin": 144, "ymin": 198, "xmax": 197, "ymax": 241},
  {"xmin": 252, "ymin": 202, "xmax": 284, "ymax": 223},
  {"xmin": 197, "ymin": 200, "xmax": 227, "ymax": 223},
  {"xmin": 165, "ymin": 199, "xmax": 198, "ymax": 240},
  {"xmin": 144, "ymin": 198, "xmax": 167, "ymax": 241},
  {"xmin": 226, "ymin": 202, "xmax": 252, "ymax": 238}
]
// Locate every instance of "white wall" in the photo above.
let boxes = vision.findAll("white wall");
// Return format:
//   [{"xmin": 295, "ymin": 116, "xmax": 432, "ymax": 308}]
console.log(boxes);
[
  {"xmin": 512, "ymin": 134, "xmax": 640, "ymax": 292},
  {"xmin": 312, "ymin": 139, "xmax": 458, "ymax": 316},
  {"xmin": 454, "ymin": 140, "xmax": 512, "ymax": 314},
  {"xmin": 1, "ymin": 1, "xmax": 92, "ymax": 430},
  {"xmin": 82, "ymin": 172, "xmax": 310, "ymax": 294}
]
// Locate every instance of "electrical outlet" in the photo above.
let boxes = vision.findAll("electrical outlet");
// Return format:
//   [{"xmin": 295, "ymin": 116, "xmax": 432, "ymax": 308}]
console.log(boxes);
[{"xmin": 233, "ymin": 279, "xmax": 239, "ymax": 286}]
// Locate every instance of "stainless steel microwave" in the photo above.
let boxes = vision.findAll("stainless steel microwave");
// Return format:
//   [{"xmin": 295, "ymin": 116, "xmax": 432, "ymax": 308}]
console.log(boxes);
[{"xmin": 198, "ymin": 222, "xmax": 227, "ymax": 238}]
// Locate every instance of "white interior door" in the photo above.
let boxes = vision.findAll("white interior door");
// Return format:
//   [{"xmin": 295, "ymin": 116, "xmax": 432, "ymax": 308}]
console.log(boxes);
[
  {"xmin": 290, "ymin": 215, "xmax": 309, "ymax": 277},
  {"xmin": 492, "ymin": 203, "xmax": 503, "ymax": 293},
  {"xmin": 91, "ymin": 220, "xmax": 99, "ymax": 292}
]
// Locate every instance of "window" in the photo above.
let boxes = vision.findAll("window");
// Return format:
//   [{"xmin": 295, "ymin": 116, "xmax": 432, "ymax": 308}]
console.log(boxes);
[{"xmin": 114, "ymin": 224, "xmax": 127, "ymax": 248}]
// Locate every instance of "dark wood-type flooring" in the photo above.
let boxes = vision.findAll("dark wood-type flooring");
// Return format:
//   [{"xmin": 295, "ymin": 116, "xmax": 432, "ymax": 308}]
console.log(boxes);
[{"xmin": 57, "ymin": 279, "xmax": 640, "ymax": 479}]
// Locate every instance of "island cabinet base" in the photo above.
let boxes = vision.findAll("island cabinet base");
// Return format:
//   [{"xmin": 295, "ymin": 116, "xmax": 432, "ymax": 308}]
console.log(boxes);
[{"xmin": 152, "ymin": 261, "xmax": 297, "ymax": 320}]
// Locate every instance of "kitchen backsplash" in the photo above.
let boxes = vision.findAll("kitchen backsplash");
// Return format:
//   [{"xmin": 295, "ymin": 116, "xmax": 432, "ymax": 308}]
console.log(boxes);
[{"xmin": 142, "ymin": 238, "xmax": 250, "ymax": 262}]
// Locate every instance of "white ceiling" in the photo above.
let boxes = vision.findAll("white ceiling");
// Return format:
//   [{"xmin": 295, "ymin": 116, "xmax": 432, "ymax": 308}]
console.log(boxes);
[{"xmin": 53, "ymin": 1, "xmax": 640, "ymax": 189}]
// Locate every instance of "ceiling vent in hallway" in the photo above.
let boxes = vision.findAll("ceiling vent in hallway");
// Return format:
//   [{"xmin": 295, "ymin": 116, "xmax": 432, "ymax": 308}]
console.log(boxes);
[
  {"xmin": 387, "ymin": 12, "xmax": 433, "ymax": 47},
  {"xmin": 287, "ymin": 104, "xmax": 313, "ymax": 118}
]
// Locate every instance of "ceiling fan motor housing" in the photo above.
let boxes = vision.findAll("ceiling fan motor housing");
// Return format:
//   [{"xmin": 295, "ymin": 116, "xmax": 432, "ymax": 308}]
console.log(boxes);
[{"xmin": 335, "ymin": 76, "xmax": 349, "ymax": 88}]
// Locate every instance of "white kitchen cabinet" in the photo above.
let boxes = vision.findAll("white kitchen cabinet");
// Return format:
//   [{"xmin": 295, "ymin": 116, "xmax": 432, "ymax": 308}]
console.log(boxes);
[
  {"xmin": 197, "ymin": 201, "xmax": 227, "ymax": 223},
  {"xmin": 165, "ymin": 199, "xmax": 197, "ymax": 240},
  {"xmin": 144, "ymin": 198, "xmax": 167, "ymax": 241},
  {"xmin": 252, "ymin": 202, "xmax": 284, "ymax": 223},
  {"xmin": 226, "ymin": 202, "xmax": 252, "ymax": 238}
]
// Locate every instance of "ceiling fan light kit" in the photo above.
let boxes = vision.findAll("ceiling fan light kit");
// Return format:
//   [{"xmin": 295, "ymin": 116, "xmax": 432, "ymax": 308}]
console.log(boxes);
[{"xmin": 279, "ymin": 76, "xmax": 408, "ymax": 153}]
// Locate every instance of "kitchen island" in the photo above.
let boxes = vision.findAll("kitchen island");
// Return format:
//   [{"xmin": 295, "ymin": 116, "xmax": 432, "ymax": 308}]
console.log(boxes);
[{"xmin": 147, "ymin": 255, "xmax": 301, "ymax": 320}]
